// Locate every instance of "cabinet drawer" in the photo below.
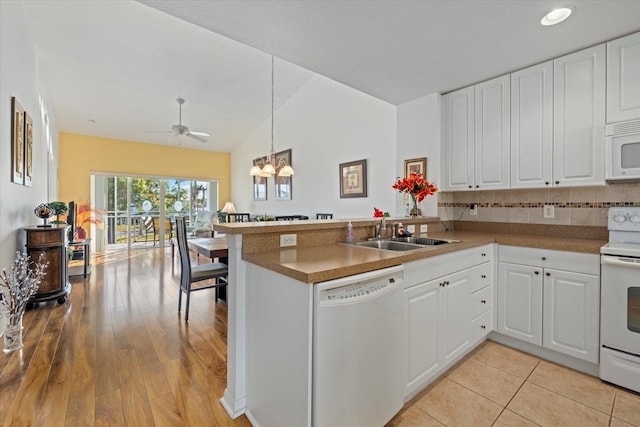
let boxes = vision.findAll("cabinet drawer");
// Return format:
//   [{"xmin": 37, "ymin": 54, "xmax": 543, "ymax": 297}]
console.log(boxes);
[
  {"xmin": 471, "ymin": 285, "xmax": 492, "ymax": 319},
  {"xmin": 470, "ymin": 263, "xmax": 492, "ymax": 293},
  {"xmin": 498, "ymin": 245, "xmax": 599, "ymax": 275},
  {"xmin": 472, "ymin": 310, "xmax": 493, "ymax": 343}
]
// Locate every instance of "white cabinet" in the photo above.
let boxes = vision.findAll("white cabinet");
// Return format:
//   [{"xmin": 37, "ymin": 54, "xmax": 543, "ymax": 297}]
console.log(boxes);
[
  {"xmin": 443, "ymin": 86, "xmax": 474, "ymax": 190},
  {"xmin": 497, "ymin": 246, "xmax": 600, "ymax": 363},
  {"xmin": 510, "ymin": 61, "xmax": 554, "ymax": 188},
  {"xmin": 474, "ymin": 76, "xmax": 511, "ymax": 190},
  {"xmin": 553, "ymin": 44, "xmax": 606, "ymax": 187},
  {"xmin": 543, "ymin": 269, "xmax": 600, "ymax": 362},
  {"xmin": 498, "ymin": 262, "xmax": 543, "ymax": 346},
  {"xmin": 403, "ymin": 245, "xmax": 494, "ymax": 397},
  {"xmin": 443, "ymin": 77, "xmax": 510, "ymax": 191},
  {"xmin": 607, "ymin": 32, "xmax": 640, "ymax": 123}
]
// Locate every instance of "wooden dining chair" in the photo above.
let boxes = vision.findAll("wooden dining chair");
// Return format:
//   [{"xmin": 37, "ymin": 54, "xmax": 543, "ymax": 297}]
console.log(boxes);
[
  {"xmin": 175, "ymin": 216, "xmax": 228, "ymax": 321},
  {"xmin": 316, "ymin": 213, "xmax": 333, "ymax": 219},
  {"xmin": 227, "ymin": 213, "xmax": 251, "ymax": 222}
]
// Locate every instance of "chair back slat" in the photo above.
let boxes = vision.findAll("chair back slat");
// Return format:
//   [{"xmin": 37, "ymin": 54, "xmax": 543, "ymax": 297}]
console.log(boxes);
[{"xmin": 175, "ymin": 216, "xmax": 192, "ymax": 290}]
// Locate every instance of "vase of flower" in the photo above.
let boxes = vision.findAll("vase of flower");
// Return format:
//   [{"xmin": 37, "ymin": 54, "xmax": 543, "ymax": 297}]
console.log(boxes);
[
  {"xmin": 392, "ymin": 173, "xmax": 438, "ymax": 217},
  {"xmin": 1, "ymin": 252, "xmax": 47, "ymax": 353},
  {"xmin": 3, "ymin": 313, "xmax": 23, "ymax": 353}
]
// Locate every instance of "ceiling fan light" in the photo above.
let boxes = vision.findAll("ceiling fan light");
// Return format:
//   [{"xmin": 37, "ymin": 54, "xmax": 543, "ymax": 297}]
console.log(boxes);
[
  {"xmin": 249, "ymin": 165, "xmax": 262, "ymax": 176},
  {"xmin": 278, "ymin": 165, "xmax": 295, "ymax": 177}
]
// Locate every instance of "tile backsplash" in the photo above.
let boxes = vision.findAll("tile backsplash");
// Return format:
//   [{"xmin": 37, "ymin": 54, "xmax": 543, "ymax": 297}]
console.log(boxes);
[{"xmin": 437, "ymin": 182, "xmax": 640, "ymax": 227}]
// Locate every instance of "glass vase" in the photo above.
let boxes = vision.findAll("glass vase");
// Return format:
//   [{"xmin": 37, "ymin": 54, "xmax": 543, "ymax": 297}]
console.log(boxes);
[
  {"xmin": 3, "ymin": 313, "xmax": 23, "ymax": 353},
  {"xmin": 409, "ymin": 195, "xmax": 422, "ymax": 217}
]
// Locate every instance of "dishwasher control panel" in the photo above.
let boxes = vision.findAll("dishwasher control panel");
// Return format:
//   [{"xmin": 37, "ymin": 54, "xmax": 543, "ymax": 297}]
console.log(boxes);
[{"xmin": 319, "ymin": 273, "xmax": 401, "ymax": 303}]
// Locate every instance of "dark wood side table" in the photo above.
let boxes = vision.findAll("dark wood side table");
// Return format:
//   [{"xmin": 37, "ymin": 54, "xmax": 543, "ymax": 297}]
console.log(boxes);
[
  {"xmin": 24, "ymin": 225, "xmax": 70, "ymax": 305},
  {"xmin": 68, "ymin": 239, "xmax": 91, "ymax": 278}
]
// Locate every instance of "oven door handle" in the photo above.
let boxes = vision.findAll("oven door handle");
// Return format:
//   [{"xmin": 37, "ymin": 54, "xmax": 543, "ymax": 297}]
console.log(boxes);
[{"xmin": 601, "ymin": 255, "xmax": 640, "ymax": 269}]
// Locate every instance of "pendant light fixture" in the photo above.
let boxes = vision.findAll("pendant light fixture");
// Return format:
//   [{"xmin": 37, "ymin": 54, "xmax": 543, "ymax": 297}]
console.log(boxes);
[{"xmin": 249, "ymin": 56, "xmax": 295, "ymax": 178}]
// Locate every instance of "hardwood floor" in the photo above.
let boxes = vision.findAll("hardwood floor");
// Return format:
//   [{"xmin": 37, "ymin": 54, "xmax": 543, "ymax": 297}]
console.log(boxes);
[{"xmin": 0, "ymin": 247, "xmax": 252, "ymax": 426}]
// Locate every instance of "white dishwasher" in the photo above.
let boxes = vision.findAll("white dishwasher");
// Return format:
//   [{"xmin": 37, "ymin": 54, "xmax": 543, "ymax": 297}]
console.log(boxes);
[{"xmin": 313, "ymin": 265, "xmax": 404, "ymax": 427}]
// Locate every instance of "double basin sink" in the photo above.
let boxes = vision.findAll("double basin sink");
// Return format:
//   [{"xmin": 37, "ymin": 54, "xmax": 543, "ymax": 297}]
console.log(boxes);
[{"xmin": 354, "ymin": 236, "xmax": 461, "ymax": 252}]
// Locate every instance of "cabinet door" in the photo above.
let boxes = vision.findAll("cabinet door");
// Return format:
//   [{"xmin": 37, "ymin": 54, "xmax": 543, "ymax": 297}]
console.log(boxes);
[
  {"xmin": 543, "ymin": 269, "xmax": 600, "ymax": 363},
  {"xmin": 553, "ymin": 44, "xmax": 606, "ymax": 187},
  {"xmin": 607, "ymin": 32, "xmax": 640, "ymax": 123},
  {"xmin": 440, "ymin": 269, "xmax": 472, "ymax": 365},
  {"xmin": 474, "ymin": 75, "xmax": 510, "ymax": 190},
  {"xmin": 443, "ymin": 86, "xmax": 474, "ymax": 191},
  {"xmin": 497, "ymin": 262, "xmax": 543, "ymax": 346},
  {"xmin": 511, "ymin": 61, "xmax": 553, "ymax": 188},
  {"xmin": 404, "ymin": 279, "xmax": 441, "ymax": 396}
]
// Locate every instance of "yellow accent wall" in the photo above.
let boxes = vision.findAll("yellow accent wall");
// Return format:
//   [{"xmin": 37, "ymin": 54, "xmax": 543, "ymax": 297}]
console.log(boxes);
[{"xmin": 58, "ymin": 133, "xmax": 230, "ymax": 209}]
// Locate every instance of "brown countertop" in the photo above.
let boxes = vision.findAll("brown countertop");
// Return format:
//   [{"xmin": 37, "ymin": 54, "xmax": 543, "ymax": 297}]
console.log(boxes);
[{"xmin": 242, "ymin": 229, "xmax": 606, "ymax": 284}]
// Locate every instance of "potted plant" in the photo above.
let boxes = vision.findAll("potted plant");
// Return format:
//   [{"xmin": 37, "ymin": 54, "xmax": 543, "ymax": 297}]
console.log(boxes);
[
  {"xmin": 1, "ymin": 252, "xmax": 47, "ymax": 352},
  {"xmin": 392, "ymin": 173, "xmax": 438, "ymax": 217},
  {"xmin": 47, "ymin": 201, "xmax": 68, "ymax": 225},
  {"xmin": 75, "ymin": 203, "xmax": 106, "ymax": 240}
]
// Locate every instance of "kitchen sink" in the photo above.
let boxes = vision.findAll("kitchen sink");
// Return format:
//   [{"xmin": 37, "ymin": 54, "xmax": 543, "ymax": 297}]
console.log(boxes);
[
  {"xmin": 354, "ymin": 237, "xmax": 460, "ymax": 251},
  {"xmin": 354, "ymin": 240, "xmax": 426, "ymax": 251}
]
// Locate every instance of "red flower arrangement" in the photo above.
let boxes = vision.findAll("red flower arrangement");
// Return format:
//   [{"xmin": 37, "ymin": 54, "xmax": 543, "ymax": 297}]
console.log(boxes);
[{"xmin": 392, "ymin": 173, "xmax": 438, "ymax": 216}]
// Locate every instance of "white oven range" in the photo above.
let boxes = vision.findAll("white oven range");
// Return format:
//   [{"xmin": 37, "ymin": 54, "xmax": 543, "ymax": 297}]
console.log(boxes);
[{"xmin": 600, "ymin": 207, "xmax": 640, "ymax": 393}]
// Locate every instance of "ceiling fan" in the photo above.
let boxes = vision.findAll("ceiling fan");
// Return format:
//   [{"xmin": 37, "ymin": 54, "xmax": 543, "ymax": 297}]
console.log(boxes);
[{"xmin": 154, "ymin": 98, "xmax": 210, "ymax": 143}]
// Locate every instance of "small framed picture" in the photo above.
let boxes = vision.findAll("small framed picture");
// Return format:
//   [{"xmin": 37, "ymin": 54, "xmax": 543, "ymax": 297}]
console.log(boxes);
[
  {"xmin": 274, "ymin": 149, "xmax": 292, "ymax": 201},
  {"xmin": 11, "ymin": 97, "xmax": 25, "ymax": 185},
  {"xmin": 339, "ymin": 159, "xmax": 367, "ymax": 198},
  {"xmin": 404, "ymin": 157, "xmax": 427, "ymax": 178},
  {"xmin": 24, "ymin": 111, "xmax": 33, "ymax": 187}
]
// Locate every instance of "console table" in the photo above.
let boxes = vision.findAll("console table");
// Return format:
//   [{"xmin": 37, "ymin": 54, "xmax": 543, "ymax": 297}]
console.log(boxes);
[{"xmin": 24, "ymin": 225, "xmax": 70, "ymax": 305}]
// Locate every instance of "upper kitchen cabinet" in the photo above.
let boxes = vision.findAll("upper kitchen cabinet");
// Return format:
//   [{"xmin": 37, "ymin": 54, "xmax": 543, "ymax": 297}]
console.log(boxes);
[
  {"xmin": 443, "ymin": 76, "xmax": 510, "ymax": 191},
  {"xmin": 443, "ymin": 86, "xmax": 474, "ymax": 191},
  {"xmin": 607, "ymin": 32, "xmax": 640, "ymax": 123},
  {"xmin": 553, "ymin": 44, "xmax": 606, "ymax": 187},
  {"xmin": 511, "ymin": 61, "xmax": 553, "ymax": 188},
  {"xmin": 474, "ymin": 76, "xmax": 511, "ymax": 190}
]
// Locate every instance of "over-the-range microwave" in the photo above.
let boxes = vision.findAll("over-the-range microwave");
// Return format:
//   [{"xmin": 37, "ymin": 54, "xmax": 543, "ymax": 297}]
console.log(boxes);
[{"xmin": 606, "ymin": 119, "xmax": 640, "ymax": 182}]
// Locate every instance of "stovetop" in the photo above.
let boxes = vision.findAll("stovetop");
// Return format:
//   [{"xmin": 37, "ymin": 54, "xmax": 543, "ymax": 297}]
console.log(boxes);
[{"xmin": 602, "ymin": 207, "xmax": 640, "ymax": 256}]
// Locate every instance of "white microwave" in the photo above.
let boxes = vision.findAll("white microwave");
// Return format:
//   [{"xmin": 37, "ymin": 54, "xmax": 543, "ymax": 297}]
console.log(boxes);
[{"xmin": 606, "ymin": 120, "xmax": 640, "ymax": 181}]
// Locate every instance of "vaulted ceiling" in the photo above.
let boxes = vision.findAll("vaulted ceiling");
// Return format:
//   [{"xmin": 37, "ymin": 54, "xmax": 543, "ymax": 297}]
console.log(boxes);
[{"xmin": 20, "ymin": 0, "xmax": 640, "ymax": 152}]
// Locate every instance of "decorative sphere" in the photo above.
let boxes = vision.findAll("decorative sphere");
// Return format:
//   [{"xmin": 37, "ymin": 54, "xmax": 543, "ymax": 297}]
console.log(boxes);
[{"xmin": 34, "ymin": 203, "xmax": 54, "ymax": 219}]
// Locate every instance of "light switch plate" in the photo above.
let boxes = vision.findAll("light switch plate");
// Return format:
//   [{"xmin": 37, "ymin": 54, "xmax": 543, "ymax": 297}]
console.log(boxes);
[
  {"xmin": 280, "ymin": 234, "xmax": 297, "ymax": 247},
  {"xmin": 543, "ymin": 205, "xmax": 555, "ymax": 219},
  {"xmin": 420, "ymin": 224, "xmax": 428, "ymax": 233}
]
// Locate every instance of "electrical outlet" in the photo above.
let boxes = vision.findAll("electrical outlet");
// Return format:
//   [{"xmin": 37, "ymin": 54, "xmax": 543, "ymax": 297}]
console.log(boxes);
[
  {"xmin": 543, "ymin": 205, "xmax": 555, "ymax": 219},
  {"xmin": 470, "ymin": 204, "xmax": 478, "ymax": 216},
  {"xmin": 420, "ymin": 224, "xmax": 428, "ymax": 233},
  {"xmin": 280, "ymin": 234, "xmax": 297, "ymax": 247},
  {"xmin": 407, "ymin": 225, "xmax": 415, "ymax": 233}
]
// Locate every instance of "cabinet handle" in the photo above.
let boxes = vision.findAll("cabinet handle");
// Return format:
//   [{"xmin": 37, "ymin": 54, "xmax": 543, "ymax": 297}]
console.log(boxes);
[
  {"xmin": 445, "ymin": 281, "xmax": 450, "ymax": 286},
  {"xmin": 535, "ymin": 271, "xmax": 539, "ymax": 275},
  {"xmin": 481, "ymin": 325, "xmax": 486, "ymax": 329},
  {"xmin": 555, "ymin": 180, "xmax": 560, "ymax": 185},
  {"xmin": 481, "ymin": 299, "xmax": 486, "ymax": 304},
  {"xmin": 481, "ymin": 253, "xmax": 487, "ymax": 257},
  {"xmin": 440, "ymin": 282, "xmax": 445, "ymax": 287},
  {"xmin": 546, "ymin": 272, "xmax": 551, "ymax": 277},
  {"xmin": 481, "ymin": 274, "xmax": 487, "ymax": 279},
  {"xmin": 475, "ymin": 185, "xmax": 479, "ymax": 188},
  {"xmin": 468, "ymin": 185, "xmax": 472, "ymax": 189},
  {"xmin": 545, "ymin": 181, "xmax": 550, "ymax": 185},
  {"xmin": 541, "ymin": 257, "xmax": 546, "ymax": 261}
]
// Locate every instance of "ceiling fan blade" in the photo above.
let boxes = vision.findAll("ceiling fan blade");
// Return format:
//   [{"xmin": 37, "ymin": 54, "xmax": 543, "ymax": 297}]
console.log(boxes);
[
  {"xmin": 144, "ymin": 130, "xmax": 174, "ymax": 133},
  {"xmin": 188, "ymin": 131, "xmax": 210, "ymax": 138},
  {"xmin": 186, "ymin": 132, "xmax": 208, "ymax": 143}
]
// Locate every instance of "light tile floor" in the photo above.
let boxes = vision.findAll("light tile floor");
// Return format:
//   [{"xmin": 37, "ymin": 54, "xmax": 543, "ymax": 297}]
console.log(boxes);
[{"xmin": 388, "ymin": 341, "xmax": 640, "ymax": 427}]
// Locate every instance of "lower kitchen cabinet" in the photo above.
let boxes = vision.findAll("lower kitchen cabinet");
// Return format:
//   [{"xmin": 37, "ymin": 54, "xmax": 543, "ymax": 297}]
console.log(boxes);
[
  {"xmin": 497, "ymin": 246, "xmax": 600, "ymax": 363},
  {"xmin": 403, "ymin": 245, "xmax": 494, "ymax": 398}
]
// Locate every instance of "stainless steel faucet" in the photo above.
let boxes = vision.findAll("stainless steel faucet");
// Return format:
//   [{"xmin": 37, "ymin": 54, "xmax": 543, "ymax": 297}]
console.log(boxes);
[{"xmin": 374, "ymin": 217, "xmax": 387, "ymax": 238}]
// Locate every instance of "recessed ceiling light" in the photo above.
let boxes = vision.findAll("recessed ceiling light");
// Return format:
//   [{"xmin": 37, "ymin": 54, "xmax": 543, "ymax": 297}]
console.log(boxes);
[{"xmin": 541, "ymin": 7, "xmax": 573, "ymax": 26}]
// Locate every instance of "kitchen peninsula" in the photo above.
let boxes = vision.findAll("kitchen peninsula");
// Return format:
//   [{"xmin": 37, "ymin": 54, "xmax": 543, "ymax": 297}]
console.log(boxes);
[{"xmin": 212, "ymin": 218, "xmax": 606, "ymax": 426}]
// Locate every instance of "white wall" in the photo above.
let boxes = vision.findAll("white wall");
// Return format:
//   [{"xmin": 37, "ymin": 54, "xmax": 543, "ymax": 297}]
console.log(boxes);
[
  {"xmin": 0, "ymin": 1, "xmax": 59, "ymax": 268},
  {"xmin": 396, "ymin": 93, "xmax": 441, "ymax": 217},
  {"xmin": 231, "ymin": 64, "xmax": 397, "ymax": 219}
]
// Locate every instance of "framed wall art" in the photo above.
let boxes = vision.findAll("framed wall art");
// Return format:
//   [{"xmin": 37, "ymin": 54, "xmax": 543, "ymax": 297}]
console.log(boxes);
[
  {"xmin": 252, "ymin": 157, "xmax": 267, "ymax": 201},
  {"xmin": 24, "ymin": 111, "xmax": 33, "ymax": 187},
  {"xmin": 339, "ymin": 159, "xmax": 367, "ymax": 198},
  {"xmin": 274, "ymin": 149, "xmax": 292, "ymax": 201},
  {"xmin": 11, "ymin": 97, "xmax": 25, "ymax": 185},
  {"xmin": 404, "ymin": 157, "xmax": 427, "ymax": 178}
]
